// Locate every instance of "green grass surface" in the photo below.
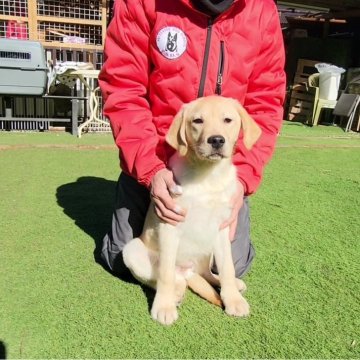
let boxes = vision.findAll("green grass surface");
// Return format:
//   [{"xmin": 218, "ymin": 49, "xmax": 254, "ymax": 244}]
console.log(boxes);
[{"xmin": 0, "ymin": 123, "xmax": 359, "ymax": 358}]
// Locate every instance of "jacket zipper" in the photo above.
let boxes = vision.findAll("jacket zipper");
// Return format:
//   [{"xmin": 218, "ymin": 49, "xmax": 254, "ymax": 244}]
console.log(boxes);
[
  {"xmin": 215, "ymin": 41, "xmax": 225, "ymax": 95},
  {"xmin": 197, "ymin": 18, "xmax": 213, "ymax": 98}
]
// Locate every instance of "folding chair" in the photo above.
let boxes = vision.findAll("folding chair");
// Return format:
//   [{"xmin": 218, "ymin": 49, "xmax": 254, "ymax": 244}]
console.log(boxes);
[{"xmin": 333, "ymin": 93, "xmax": 360, "ymax": 132}]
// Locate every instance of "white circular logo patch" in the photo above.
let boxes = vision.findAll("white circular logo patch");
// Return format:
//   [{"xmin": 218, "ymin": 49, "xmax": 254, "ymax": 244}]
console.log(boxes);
[{"xmin": 156, "ymin": 27, "xmax": 187, "ymax": 60}]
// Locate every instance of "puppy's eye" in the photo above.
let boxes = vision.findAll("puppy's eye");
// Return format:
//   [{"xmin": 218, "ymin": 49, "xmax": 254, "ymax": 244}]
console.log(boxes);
[
  {"xmin": 224, "ymin": 118, "xmax": 233, "ymax": 124},
  {"xmin": 193, "ymin": 118, "xmax": 204, "ymax": 124}
]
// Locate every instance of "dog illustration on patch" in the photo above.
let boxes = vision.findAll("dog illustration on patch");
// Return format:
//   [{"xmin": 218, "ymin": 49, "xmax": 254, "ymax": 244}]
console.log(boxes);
[{"xmin": 166, "ymin": 32, "xmax": 178, "ymax": 53}]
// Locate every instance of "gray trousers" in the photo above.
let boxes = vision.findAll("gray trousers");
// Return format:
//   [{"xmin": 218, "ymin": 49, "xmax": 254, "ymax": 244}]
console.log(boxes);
[{"xmin": 101, "ymin": 173, "xmax": 255, "ymax": 278}]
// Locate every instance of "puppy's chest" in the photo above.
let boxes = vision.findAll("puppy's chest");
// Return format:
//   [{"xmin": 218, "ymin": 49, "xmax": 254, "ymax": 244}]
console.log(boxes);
[
  {"xmin": 174, "ymin": 184, "xmax": 234, "ymax": 262},
  {"xmin": 167, "ymin": 157, "xmax": 238, "ymax": 264},
  {"xmin": 179, "ymin": 187, "xmax": 233, "ymax": 223},
  {"xmin": 177, "ymin": 170, "xmax": 236, "ymax": 222}
]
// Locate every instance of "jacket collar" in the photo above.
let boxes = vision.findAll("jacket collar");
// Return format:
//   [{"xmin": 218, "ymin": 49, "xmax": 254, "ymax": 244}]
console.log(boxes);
[
  {"xmin": 190, "ymin": 0, "xmax": 235, "ymax": 17},
  {"xmin": 180, "ymin": 0, "xmax": 244, "ymax": 17}
]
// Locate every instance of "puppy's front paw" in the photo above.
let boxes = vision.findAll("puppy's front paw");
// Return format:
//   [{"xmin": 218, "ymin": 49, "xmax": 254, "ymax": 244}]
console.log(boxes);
[
  {"xmin": 222, "ymin": 290, "xmax": 250, "ymax": 317},
  {"xmin": 151, "ymin": 295, "xmax": 178, "ymax": 325}
]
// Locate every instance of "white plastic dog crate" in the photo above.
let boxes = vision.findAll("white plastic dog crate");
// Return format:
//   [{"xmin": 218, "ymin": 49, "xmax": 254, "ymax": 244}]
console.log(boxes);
[{"xmin": 0, "ymin": 38, "xmax": 47, "ymax": 96}]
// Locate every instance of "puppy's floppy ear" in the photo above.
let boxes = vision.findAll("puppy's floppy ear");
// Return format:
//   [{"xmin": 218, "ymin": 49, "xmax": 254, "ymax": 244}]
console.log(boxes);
[
  {"xmin": 166, "ymin": 104, "xmax": 188, "ymax": 156},
  {"xmin": 236, "ymin": 102, "xmax": 262, "ymax": 150}
]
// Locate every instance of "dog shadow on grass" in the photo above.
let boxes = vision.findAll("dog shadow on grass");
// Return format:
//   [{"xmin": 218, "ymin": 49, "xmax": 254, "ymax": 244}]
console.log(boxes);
[
  {"xmin": 0, "ymin": 341, "xmax": 7, "ymax": 359},
  {"xmin": 56, "ymin": 176, "xmax": 155, "ymax": 310}
]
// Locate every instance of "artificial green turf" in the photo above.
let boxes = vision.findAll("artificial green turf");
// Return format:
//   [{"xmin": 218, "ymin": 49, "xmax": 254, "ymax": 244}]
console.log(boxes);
[{"xmin": 0, "ymin": 123, "xmax": 359, "ymax": 358}]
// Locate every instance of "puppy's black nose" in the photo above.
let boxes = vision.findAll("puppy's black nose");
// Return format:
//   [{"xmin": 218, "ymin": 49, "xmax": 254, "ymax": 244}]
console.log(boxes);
[{"xmin": 207, "ymin": 135, "xmax": 225, "ymax": 149}]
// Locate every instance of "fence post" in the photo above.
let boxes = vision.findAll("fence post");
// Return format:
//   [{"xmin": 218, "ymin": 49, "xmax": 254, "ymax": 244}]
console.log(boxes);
[{"xmin": 27, "ymin": 0, "xmax": 38, "ymax": 41}]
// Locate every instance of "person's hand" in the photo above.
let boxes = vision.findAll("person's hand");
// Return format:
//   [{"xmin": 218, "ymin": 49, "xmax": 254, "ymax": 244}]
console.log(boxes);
[
  {"xmin": 150, "ymin": 168, "xmax": 186, "ymax": 226},
  {"xmin": 220, "ymin": 181, "xmax": 245, "ymax": 241}
]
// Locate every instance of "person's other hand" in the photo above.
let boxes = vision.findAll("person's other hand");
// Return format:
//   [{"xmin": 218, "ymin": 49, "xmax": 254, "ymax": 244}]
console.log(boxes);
[
  {"xmin": 150, "ymin": 168, "xmax": 186, "ymax": 226},
  {"xmin": 220, "ymin": 181, "xmax": 245, "ymax": 241}
]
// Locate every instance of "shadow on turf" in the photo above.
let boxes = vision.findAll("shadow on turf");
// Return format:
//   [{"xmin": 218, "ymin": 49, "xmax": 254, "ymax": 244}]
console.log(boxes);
[
  {"xmin": 0, "ymin": 341, "xmax": 6, "ymax": 359},
  {"xmin": 56, "ymin": 176, "xmax": 156, "ymax": 310}
]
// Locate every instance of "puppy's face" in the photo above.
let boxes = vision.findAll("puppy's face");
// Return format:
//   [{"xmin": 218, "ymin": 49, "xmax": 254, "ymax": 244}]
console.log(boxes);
[
  {"xmin": 185, "ymin": 97, "xmax": 241, "ymax": 161},
  {"xmin": 166, "ymin": 96, "xmax": 261, "ymax": 160}
]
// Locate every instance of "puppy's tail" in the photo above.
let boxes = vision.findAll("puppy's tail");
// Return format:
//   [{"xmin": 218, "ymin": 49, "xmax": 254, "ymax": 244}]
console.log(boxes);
[{"xmin": 186, "ymin": 273, "xmax": 222, "ymax": 307}]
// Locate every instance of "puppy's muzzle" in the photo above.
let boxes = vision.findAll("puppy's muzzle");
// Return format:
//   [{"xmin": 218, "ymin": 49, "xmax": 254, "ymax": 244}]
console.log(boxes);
[{"xmin": 207, "ymin": 135, "xmax": 225, "ymax": 150}]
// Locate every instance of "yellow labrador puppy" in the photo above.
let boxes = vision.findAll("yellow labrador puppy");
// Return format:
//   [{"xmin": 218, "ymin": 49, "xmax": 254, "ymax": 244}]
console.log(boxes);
[{"xmin": 123, "ymin": 96, "xmax": 261, "ymax": 325}]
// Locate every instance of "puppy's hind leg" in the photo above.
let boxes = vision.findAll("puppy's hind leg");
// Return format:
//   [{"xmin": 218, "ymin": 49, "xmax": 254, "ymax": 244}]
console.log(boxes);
[
  {"xmin": 122, "ymin": 238, "xmax": 158, "ymax": 288},
  {"xmin": 174, "ymin": 275, "xmax": 187, "ymax": 306},
  {"xmin": 204, "ymin": 271, "xmax": 247, "ymax": 293},
  {"xmin": 205, "ymin": 255, "xmax": 247, "ymax": 293},
  {"xmin": 187, "ymin": 273, "xmax": 222, "ymax": 307}
]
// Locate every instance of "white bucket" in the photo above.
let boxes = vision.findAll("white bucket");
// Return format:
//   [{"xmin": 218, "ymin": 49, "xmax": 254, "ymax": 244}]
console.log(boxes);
[{"xmin": 319, "ymin": 72, "xmax": 341, "ymax": 100}]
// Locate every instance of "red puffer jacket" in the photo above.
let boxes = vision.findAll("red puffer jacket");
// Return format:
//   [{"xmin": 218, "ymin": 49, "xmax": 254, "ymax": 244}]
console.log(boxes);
[{"xmin": 99, "ymin": 0, "xmax": 286, "ymax": 194}]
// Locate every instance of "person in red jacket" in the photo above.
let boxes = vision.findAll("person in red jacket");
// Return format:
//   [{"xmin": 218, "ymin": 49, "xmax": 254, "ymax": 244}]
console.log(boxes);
[{"xmin": 99, "ymin": 0, "xmax": 286, "ymax": 277}]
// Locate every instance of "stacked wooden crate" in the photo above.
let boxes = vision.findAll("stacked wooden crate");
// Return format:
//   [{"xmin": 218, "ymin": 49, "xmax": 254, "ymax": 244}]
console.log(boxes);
[{"xmin": 287, "ymin": 59, "xmax": 319, "ymax": 123}]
